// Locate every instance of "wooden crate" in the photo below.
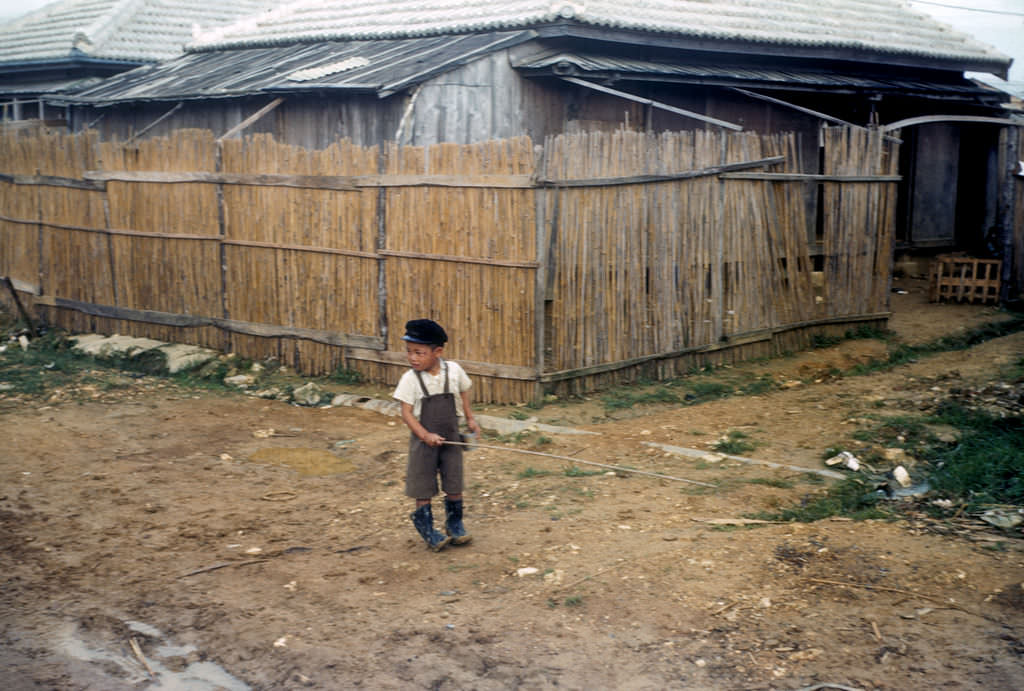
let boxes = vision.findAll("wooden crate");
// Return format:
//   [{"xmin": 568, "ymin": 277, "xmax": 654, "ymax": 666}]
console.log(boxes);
[{"xmin": 929, "ymin": 255, "xmax": 1001, "ymax": 304}]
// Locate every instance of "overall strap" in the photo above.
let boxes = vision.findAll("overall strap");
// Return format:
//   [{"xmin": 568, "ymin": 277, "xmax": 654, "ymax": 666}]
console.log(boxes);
[
  {"xmin": 413, "ymin": 361, "xmax": 450, "ymax": 396},
  {"xmin": 413, "ymin": 370, "xmax": 430, "ymax": 397}
]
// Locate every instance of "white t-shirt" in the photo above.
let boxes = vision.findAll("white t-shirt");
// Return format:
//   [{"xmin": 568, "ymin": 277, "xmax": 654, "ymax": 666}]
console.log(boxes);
[{"xmin": 393, "ymin": 359, "xmax": 472, "ymax": 420}]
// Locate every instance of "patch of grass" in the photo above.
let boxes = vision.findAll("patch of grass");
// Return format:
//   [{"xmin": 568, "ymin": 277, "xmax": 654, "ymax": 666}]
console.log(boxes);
[
  {"xmin": 849, "ymin": 317, "xmax": 1024, "ymax": 376},
  {"xmin": 535, "ymin": 436, "xmax": 552, "ymax": 446},
  {"xmin": 0, "ymin": 329, "xmax": 92, "ymax": 395},
  {"xmin": 812, "ymin": 325, "xmax": 890, "ymax": 350},
  {"xmin": 811, "ymin": 333, "xmax": 842, "ymax": 349},
  {"xmin": 925, "ymin": 403, "xmax": 1024, "ymax": 508},
  {"xmin": 602, "ymin": 386, "xmax": 681, "ymax": 411},
  {"xmin": 1004, "ymin": 357, "xmax": 1024, "ymax": 383},
  {"xmin": 738, "ymin": 374, "xmax": 778, "ymax": 396},
  {"xmin": 746, "ymin": 477, "xmax": 796, "ymax": 489},
  {"xmin": 712, "ymin": 429, "xmax": 756, "ymax": 455},
  {"xmin": 850, "ymin": 415, "xmax": 933, "ymax": 448},
  {"xmin": 329, "ymin": 366, "xmax": 364, "ymax": 385},
  {"xmin": 563, "ymin": 595, "xmax": 584, "ymax": 607},
  {"xmin": 508, "ymin": 409, "xmax": 531, "ymax": 420},
  {"xmin": 518, "ymin": 466, "xmax": 553, "ymax": 479},
  {"xmin": 750, "ymin": 477, "xmax": 888, "ymax": 522},
  {"xmin": 563, "ymin": 465, "xmax": 605, "ymax": 477},
  {"xmin": 684, "ymin": 379, "xmax": 733, "ymax": 402}
]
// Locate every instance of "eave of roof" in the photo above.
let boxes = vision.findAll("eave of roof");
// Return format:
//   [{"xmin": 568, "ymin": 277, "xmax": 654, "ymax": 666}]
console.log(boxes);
[
  {"xmin": 59, "ymin": 31, "xmax": 537, "ymax": 105},
  {"xmin": 514, "ymin": 50, "xmax": 1005, "ymax": 102}
]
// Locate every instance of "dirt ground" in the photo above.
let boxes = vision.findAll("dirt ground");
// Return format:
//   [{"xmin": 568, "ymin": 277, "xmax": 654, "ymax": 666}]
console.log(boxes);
[{"xmin": 2, "ymin": 277, "xmax": 1022, "ymax": 690}]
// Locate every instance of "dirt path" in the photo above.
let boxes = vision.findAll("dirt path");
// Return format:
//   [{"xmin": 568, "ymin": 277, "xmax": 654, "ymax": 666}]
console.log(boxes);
[{"xmin": 2, "ymin": 282, "xmax": 1022, "ymax": 690}]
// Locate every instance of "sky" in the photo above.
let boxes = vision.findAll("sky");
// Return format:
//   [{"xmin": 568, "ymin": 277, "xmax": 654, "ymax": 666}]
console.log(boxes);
[{"xmin": 0, "ymin": 0, "xmax": 1021, "ymax": 81}]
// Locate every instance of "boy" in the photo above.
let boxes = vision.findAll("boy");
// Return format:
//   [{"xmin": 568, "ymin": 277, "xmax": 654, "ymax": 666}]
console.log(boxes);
[{"xmin": 393, "ymin": 319, "xmax": 481, "ymax": 551}]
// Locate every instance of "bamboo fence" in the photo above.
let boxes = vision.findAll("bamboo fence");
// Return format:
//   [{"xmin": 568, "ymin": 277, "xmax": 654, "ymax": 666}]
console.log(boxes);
[{"xmin": 0, "ymin": 126, "xmax": 899, "ymax": 403}]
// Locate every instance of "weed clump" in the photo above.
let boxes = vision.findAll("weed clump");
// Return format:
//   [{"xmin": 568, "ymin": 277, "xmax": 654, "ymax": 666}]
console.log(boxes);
[
  {"xmin": 925, "ymin": 403, "xmax": 1024, "ymax": 508},
  {"xmin": 751, "ymin": 477, "xmax": 887, "ymax": 523},
  {"xmin": 712, "ymin": 430, "xmax": 756, "ymax": 455}
]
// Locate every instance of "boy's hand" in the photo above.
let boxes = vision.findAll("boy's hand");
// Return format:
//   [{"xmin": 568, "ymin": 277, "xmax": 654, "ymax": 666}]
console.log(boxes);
[
  {"xmin": 466, "ymin": 417, "xmax": 481, "ymax": 435},
  {"xmin": 423, "ymin": 432, "xmax": 445, "ymax": 447}
]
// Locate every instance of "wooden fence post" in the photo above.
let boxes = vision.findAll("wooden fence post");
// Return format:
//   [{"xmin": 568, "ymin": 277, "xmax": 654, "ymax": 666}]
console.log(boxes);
[
  {"xmin": 376, "ymin": 146, "xmax": 389, "ymax": 353},
  {"xmin": 215, "ymin": 140, "xmax": 231, "ymax": 352},
  {"xmin": 999, "ymin": 126, "xmax": 1019, "ymax": 303},
  {"xmin": 533, "ymin": 144, "xmax": 549, "ymax": 404}
]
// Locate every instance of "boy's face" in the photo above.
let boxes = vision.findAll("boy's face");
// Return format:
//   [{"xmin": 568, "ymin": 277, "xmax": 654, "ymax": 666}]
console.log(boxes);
[{"xmin": 405, "ymin": 342, "xmax": 443, "ymax": 372}]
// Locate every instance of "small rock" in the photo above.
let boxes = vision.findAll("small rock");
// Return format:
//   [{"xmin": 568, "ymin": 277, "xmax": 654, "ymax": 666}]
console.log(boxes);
[
  {"xmin": 516, "ymin": 567, "xmax": 539, "ymax": 577},
  {"xmin": 892, "ymin": 465, "xmax": 912, "ymax": 487},
  {"xmin": 224, "ymin": 374, "xmax": 256, "ymax": 388},
  {"xmin": 291, "ymin": 382, "xmax": 324, "ymax": 406},
  {"xmin": 883, "ymin": 448, "xmax": 909, "ymax": 463},
  {"xmin": 18, "ymin": 335, "xmax": 30, "ymax": 350}
]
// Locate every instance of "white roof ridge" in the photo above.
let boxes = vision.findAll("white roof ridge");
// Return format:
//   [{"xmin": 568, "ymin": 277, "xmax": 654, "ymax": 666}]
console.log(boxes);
[
  {"xmin": 192, "ymin": 0, "xmax": 317, "ymax": 48},
  {"xmin": 78, "ymin": 0, "xmax": 147, "ymax": 55}
]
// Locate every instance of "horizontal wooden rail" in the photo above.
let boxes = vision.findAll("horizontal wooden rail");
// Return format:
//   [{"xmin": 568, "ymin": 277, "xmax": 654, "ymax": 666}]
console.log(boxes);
[
  {"xmin": 719, "ymin": 172, "xmax": 901, "ymax": 182},
  {"xmin": 379, "ymin": 249, "xmax": 538, "ymax": 268},
  {"xmin": 83, "ymin": 170, "xmax": 536, "ymax": 190},
  {"xmin": 0, "ymin": 173, "xmax": 105, "ymax": 191},
  {"xmin": 540, "ymin": 312, "xmax": 890, "ymax": 383},
  {"xmin": 223, "ymin": 239, "xmax": 378, "ymax": 260},
  {"xmin": 347, "ymin": 347, "xmax": 538, "ymax": 381},
  {"xmin": 0, "ymin": 214, "xmax": 224, "ymax": 241},
  {"xmin": 537, "ymin": 156, "xmax": 785, "ymax": 188},
  {"xmin": 33, "ymin": 295, "xmax": 385, "ymax": 350}
]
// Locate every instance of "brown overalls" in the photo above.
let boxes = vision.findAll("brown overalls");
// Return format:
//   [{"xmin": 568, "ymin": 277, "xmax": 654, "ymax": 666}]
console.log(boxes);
[{"xmin": 404, "ymin": 362, "xmax": 464, "ymax": 499}]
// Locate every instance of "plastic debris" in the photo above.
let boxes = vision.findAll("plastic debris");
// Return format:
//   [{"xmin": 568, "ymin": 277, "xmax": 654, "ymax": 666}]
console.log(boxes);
[
  {"xmin": 825, "ymin": 451, "xmax": 861, "ymax": 471},
  {"xmin": 979, "ymin": 509, "xmax": 1023, "ymax": 529}
]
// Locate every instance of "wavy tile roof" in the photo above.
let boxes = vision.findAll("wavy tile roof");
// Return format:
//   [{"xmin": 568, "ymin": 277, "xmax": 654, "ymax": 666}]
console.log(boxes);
[
  {"xmin": 189, "ymin": 0, "xmax": 1010, "ymax": 72},
  {"xmin": 0, "ymin": 0, "xmax": 277, "ymax": 65}
]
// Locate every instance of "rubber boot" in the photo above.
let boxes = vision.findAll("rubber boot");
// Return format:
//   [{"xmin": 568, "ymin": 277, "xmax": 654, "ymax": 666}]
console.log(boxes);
[
  {"xmin": 410, "ymin": 504, "xmax": 451, "ymax": 551},
  {"xmin": 444, "ymin": 498, "xmax": 472, "ymax": 545}
]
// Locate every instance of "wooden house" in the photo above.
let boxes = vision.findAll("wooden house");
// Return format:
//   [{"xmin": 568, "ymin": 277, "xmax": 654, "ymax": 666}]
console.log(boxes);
[
  {"xmin": 61, "ymin": 0, "xmax": 1019, "ymax": 260},
  {"xmin": 0, "ymin": 0, "xmax": 277, "ymax": 126},
  {"xmin": 2, "ymin": 1, "xmax": 1022, "ymax": 402}
]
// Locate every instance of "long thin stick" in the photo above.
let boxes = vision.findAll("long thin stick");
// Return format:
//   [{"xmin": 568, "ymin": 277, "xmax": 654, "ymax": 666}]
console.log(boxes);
[
  {"xmin": 2, "ymin": 276, "xmax": 38, "ymax": 337},
  {"xmin": 805, "ymin": 578, "xmax": 1007, "ymax": 626},
  {"xmin": 444, "ymin": 440, "xmax": 717, "ymax": 488},
  {"xmin": 129, "ymin": 637, "xmax": 156, "ymax": 678}
]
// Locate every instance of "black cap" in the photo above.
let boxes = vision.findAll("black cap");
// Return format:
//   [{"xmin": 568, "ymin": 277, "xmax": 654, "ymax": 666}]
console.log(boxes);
[{"xmin": 402, "ymin": 319, "xmax": 447, "ymax": 346}]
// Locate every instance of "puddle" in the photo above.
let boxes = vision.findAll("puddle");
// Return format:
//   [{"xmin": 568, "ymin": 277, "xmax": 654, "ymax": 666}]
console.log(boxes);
[
  {"xmin": 248, "ymin": 447, "xmax": 355, "ymax": 476},
  {"xmin": 55, "ymin": 619, "xmax": 250, "ymax": 690}
]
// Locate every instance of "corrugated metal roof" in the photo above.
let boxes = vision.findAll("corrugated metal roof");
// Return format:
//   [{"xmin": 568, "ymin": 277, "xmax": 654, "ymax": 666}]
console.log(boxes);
[
  {"xmin": 0, "ymin": 0, "xmax": 277, "ymax": 65},
  {"xmin": 189, "ymin": 0, "xmax": 1011, "ymax": 74},
  {"xmin": 64, "ymin": 30, "xmax": 999, "ymax": 107},
  {"xmin": 516, "ymin": 52, "xmax": 995, "ymax": 97},
  {"xmin": 63, "ymin": 31, "xmax": 537, "ymax": 104}
]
